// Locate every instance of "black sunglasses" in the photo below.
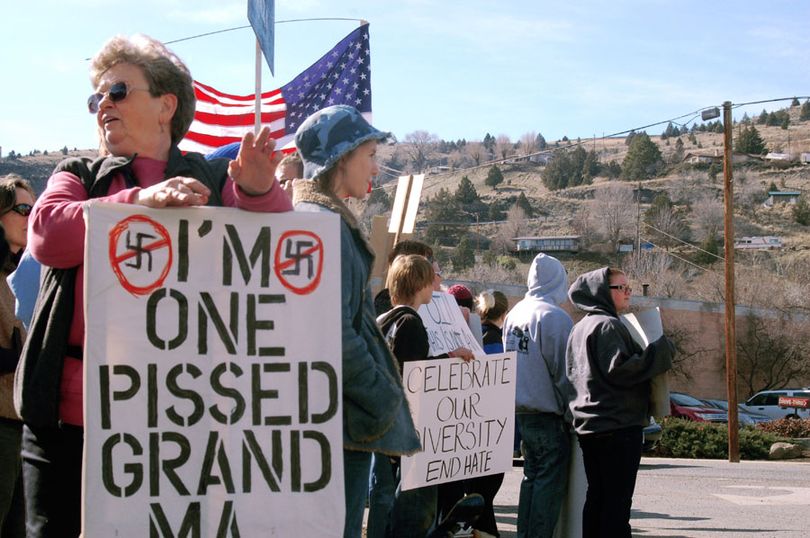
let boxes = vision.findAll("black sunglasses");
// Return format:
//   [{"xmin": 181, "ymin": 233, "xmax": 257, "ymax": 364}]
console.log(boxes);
[
  {"xmin": 87, "ymin": 81, "xmax": 150, "ymax": 114},
  {"xmin": 609, "ymin": 284, "xmax": 632, "ymax": 293},
  {"xmin": 7, "ymin": 203, "xmax": 33, "ymax": 217}
]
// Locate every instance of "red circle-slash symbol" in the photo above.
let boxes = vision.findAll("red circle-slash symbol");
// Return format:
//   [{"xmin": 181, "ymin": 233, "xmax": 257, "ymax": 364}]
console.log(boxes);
[
  {"xmin": 108, "ymin": 214, "xmax": 173, "ymax": 296},
  {"xmin": 274, "ymin": 230, "xmax": 324, "ymax": 295}
]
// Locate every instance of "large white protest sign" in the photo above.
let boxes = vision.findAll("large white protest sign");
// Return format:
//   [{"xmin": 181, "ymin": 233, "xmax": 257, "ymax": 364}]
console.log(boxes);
[
  {"xmin": 400, "ymin": 353, "xmax": 516, "ymax": 490},
  {"xmin": 621, "ymin": 307, "xmax": 670, "ymax": 418},
  {"xmin": 418, "ymin": 292, "xmax": 485, "ymax": 357},
  {"xmin": 83, "ymin": 203, "xmax": 343, "ymax": 537}
]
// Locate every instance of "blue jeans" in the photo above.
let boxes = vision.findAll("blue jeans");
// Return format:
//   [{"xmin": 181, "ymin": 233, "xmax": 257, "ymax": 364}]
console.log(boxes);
[
  {"xmin": 516, "ymin": 413, "xmax": 570, "ymax": 538},
  {"xmin": 388, "ymin": 465, "xmax": 437, "ymax": 538},
  {"xmin": 367, "ymin": 453, "xmax": 396, "ymax": 538},
  {"xmin": 343, "ymin": 449, "xmax": 372, "ymax": 538}
]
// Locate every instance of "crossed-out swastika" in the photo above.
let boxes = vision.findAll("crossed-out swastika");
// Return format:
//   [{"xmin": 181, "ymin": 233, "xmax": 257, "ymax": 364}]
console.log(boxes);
[
  {"xmin": 108, "ymin": 215, "xmax": 173, "ymax": 296},
  {"xmin": 274, "ymin": 230, "xmax": 324, "ymax": 295}
]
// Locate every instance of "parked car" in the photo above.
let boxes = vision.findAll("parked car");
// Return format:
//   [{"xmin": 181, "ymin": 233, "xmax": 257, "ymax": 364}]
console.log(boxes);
[
  {"xmin": 670, "ymin": 392, "xmax": 727, "ymax": 422},
  {"xmin": 741, "ymin": 389, "xmax": 810, "ymax": 420},
  {"xmin": 701, "ymin": 398, "xmax": 772, "ymax": 426}
]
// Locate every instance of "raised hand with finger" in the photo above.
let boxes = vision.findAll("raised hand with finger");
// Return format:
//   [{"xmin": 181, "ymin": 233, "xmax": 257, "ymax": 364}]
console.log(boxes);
[{"xmin": 228, "ymin": 127, "xmax": 282, "ymax": 196}]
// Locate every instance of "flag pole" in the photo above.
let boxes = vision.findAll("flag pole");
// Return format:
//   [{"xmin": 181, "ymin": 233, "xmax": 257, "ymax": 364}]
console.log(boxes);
[{"xmin": 254, "ymin": 39, "xmax": 262, "ymax": 135}]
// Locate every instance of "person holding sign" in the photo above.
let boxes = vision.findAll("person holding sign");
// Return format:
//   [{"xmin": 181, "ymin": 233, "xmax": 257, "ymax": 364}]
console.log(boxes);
[
  {"xmin": 376, "ymin": 254, "xmax": 474, "ymax": 537},
  {"xmin": 293, "ymin": 106, "xmax": 423, "ymax": 538},
  {"xmin": 502, "ymin": 253, "xmax": 574, "ymax": 538},
  {"xmin": 15, "ymin": 34, "xmax": 293, "ymax": 538},
  {"xmin": 566, "ymin": 268, "xmax": 674, "ymax": 538}
]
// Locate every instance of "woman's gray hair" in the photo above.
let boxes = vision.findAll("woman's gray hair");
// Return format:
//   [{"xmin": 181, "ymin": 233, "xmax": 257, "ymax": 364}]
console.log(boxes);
[{"xmin": 90, "ymin": 34, "xmax": 195, "ymax": 145}]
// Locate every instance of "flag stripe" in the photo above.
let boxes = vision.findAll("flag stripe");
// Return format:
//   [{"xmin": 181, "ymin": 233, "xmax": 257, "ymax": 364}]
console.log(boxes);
[{"xmin": 193, "ymin": 109, "xmax": 286, "ymax": 127}]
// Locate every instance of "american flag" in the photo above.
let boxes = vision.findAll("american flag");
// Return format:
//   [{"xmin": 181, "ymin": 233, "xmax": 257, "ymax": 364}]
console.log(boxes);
[{"xmin": 180, "ymin": 24, "xmax": 373, "ymax": 155}]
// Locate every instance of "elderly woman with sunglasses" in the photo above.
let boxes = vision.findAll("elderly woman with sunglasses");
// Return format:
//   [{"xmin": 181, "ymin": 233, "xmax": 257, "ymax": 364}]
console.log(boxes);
[
  {"xmin": 565, "ymin": 267, "xmax": 674, "ymax": 538},
  {"xmin": 0, "ymin": 175, "xmax": 36, "ymax": 538},
  {"xmin": 14, "ymin": 34, "xmax": 292, "ymax": 538}
]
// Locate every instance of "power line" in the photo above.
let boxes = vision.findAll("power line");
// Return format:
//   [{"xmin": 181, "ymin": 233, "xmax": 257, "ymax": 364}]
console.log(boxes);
[
  {"xmin": 640, "ymin": 237, "xmax": 720, "ymax": 275},
  {"xmin": 163, "ymin": 18, "xmax": 367, "ymax": 46},
  {"xmin": 643, "ymin": 222, "xmax": 725, "ymax": 261}
]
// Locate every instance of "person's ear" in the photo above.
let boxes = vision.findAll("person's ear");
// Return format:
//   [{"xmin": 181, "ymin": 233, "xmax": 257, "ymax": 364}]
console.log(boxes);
[{"xmin": 158, "ymin": 93, "xmax": 178, "ymax": 128}]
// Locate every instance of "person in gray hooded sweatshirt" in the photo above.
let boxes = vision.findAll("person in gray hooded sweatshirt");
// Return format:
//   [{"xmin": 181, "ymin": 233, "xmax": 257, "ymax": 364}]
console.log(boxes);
[
  {"xmin": 503, "ymin": 253, "xmax": 573, "ymax": 538},
  {"xmin": 566, "ymin": 267, "xmax": 674, "ymax": 538}
]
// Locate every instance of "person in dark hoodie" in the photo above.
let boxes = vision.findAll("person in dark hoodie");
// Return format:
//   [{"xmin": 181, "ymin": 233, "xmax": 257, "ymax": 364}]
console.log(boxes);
[
  {"xmin": 375, "ymin": 254, "xmax": 473, "ymax": 537},
  {"xmin": 502, "ymin": 253, "xmax": 573, "ymax": 538},
  {"xmin": 566, "ymin": 267, "xmax": 674, "ymax": 538}
]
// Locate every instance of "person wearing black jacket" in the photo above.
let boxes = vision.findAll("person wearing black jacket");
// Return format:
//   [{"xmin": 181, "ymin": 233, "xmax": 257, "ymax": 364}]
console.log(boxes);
[
  {"xmin": 374, "ymin": 255, "xmax": 473, "ymax": 538},
  {"xmin": 566, "ymin": 267, "xmax": 674, "ymax": 537}
]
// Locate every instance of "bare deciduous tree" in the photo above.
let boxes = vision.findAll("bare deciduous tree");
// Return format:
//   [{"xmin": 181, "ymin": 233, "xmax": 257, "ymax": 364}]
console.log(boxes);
[
  {"xmin": 737, "ymin": 313, "xmax": 810, "ymax": 397},
  {"xmin": 491, "ymin": 205, "xmax": 527, "ymax": 254},
  {"xmin": 464, "ymin": 141, "xmax": 486, "ymax": 166},
  {"xmin": 495, "ymin": 134, "xmax": 513, "ymax": 161},
  {"xmin": 592, "ymin": 183, "xmax": 635, "ymax": 257},
  {"xmin": 519, "ymin": 131, "xmax": 537, "ymax": 156},
  {"xmin": 403, "ymin": 130, "xmax": 439, "ymax": 172},
  {"xmin": 691, "ymin": 194, "xmax": 724, "ymax": 241}
]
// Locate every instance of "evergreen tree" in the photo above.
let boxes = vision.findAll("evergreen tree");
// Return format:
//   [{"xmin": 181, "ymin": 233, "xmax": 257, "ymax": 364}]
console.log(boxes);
[
  {"xmin": 793, "ymin": 197, "xmax": 810, "ymax": 226},
  {"xmin": 688, "ymin": 131, "xmax": 698, "ymax": 145},
  {"xmin": 366, "ymin": 185, "xmax": 391, "ymax": 210},
  {"xmin": 515, "ymin": 192, "xmax": 533, "ymax": 217},
  {"xmin": 801, "ymin": 100, "xmax": 810, "ymax": 121},
  {"xmin": 487, "ymin": 201, "xmax": 505, "ymax": 221},
  {"xmin": 604, "ymin": 160, "xmax": 622, "ymax": 179},
  {"xmin": 541, "ymin": 151, "xmax": 570, "ymax": 190},
  {"xmin": 625, "ymin": 130, "xmax": 637, "ymax": 146},
  {"xmin": 708, "ymin": 163, "xmax": 720, "ymax": 183},
  {"xmin": 582, "ymin": 150, "xmax": 600, "ymax": 182},
  {"xmin": 485, "ymin": 165, "xmax": 504, "ymax": 187},
  {"xmin": 758, "ymin": 109, "xmax": 768, "ymax": 124},
  {"xmin": 621, "ymin": 132, "xmax": 663, "ymax": 180},
  {"xmin": 672, "ymin": 137, "xmax": 685, "ymax": 163},
  {"xmin": 735, "ymin": 124, "xmax": 767, "ymax": 155},
  {"xmin": 454, "ymin": 176, "xmax": 479, "ymax": 205},
  {"xmin": 695, "ymin": 235, "xmax": 720, "ymax": 265},
  {"xmin": 536, "ymin": 132, "xmax": 547, "ymax": 149},
  {"xmin": 452, "ymin": 237, "xmax": 476, "ymax": 270},
  {"xmin": 791, "ymin": 97, "xmax": 800, "ymax": 107},
  {"xmin": 425, "ymin": 187, "xmax": 463, "ymax": 223},
  {"xmin": 483, "ymin": 133, "xmax": 495, "ymax": 151}
]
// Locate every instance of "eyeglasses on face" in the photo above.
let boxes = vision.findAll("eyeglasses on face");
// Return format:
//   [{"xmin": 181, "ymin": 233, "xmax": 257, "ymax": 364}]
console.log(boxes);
[
  {"xmin": 87, "ymin": 81, "xmax": 151, "ymax": 114},
  {"xmin": 6, "ymin": 203, "xmax": 33, "ymax": 217},
  {"xmin": 609, "ymin": 284, "xmax": 632, "ymax": 293}
]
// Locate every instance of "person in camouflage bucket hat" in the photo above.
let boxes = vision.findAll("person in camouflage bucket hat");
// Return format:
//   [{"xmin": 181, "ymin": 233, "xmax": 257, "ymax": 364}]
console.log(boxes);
[
  {"xmin": 295, "ymin": 105, "xmax": 391, "ymax": 182},
  {"xmin": 292, "ymin": 106, "xmax": 421, "ymax": 538}
]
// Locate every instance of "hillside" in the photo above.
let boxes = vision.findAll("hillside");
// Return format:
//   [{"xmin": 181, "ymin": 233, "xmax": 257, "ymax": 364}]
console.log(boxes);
[{"xmin": 3, "ymin": 105, "xmax": 810, "ymax": 296}]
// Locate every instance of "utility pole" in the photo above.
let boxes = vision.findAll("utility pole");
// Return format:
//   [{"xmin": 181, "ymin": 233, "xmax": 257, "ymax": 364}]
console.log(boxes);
[{"xmin": 722, "ymin": 101, "xmax": 740, "ymax": 463}]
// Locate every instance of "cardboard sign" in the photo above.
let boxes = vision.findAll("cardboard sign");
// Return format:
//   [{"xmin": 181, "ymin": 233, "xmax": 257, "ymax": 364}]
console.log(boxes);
[
  {"xmin": 400, "ymin": 353, "xmax": 516, "ymax": 490},
  {"xmin": 621, "ymin": 307, "xmax": 670, "ymax": 418},
  {"xmin": 83, "ymin": 203, "xmax": 343, "ymax": 537},
  {"xmin": 417, "ymin": 292, "xmax": 485, "ymax": 357}
]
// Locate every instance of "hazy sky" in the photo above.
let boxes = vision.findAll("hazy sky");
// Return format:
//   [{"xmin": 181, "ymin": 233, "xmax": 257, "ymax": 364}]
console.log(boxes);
[{"xmin": 1, "ymin": 0, "xmax": 808, "ymax": 154}]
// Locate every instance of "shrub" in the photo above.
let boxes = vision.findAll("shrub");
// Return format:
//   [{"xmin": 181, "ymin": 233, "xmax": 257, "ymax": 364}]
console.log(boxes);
[
  {"xmin": 655, "ymin": 417, "xmax": 784, "ymax": 460},
  {"xmin": 756, "ymin": 418, "xmax": 810, "ymax": 438}
]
